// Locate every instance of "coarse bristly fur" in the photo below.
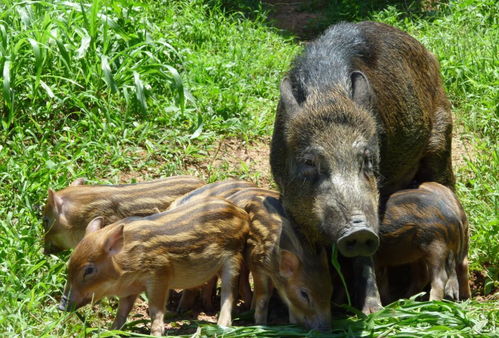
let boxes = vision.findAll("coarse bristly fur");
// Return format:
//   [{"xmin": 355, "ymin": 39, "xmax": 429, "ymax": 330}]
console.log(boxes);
[
  {"xmin": 42, "ymin": 175, "xmax": 205, "ymax": 253},
  {"xmin": 270, "ymin": 21, "xmax": 455, "ymax": 315}
]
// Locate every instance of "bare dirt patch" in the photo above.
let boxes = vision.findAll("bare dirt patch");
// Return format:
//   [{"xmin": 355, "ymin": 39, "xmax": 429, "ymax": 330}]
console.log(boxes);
[
  {"xmin": 262, "ymin": 0, "xmax": 325, "ymax": 39},
  {"xmin": 185, "ymin": 137, "xmax": 275, "ymax": 189}
]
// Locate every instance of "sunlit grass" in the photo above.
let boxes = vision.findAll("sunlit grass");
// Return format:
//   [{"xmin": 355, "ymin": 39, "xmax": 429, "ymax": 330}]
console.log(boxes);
[{"xmin": 0, "ymin": 0, "xmax": 497, "ymax": 336}]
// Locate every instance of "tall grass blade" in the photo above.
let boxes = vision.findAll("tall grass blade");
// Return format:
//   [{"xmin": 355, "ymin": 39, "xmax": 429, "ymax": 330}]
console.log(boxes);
[
  {"xmin": 2, "ymin": 59, "xmax": 13, "ymax": 129},
  {"xmin": 39, "ymin": 80, "xmax": 55, "ymax": 99},
  {"xmin": 76, "ymin": 34, "xmax": 91, "ymax": 59},
  {"xmin": 331, "ymin": 244, "xmax": 351, "ymax": 306},
  {"xmin": 133, "ymin": 71, "xmax": 146, "ymax": 113},
  {"xmin": 101, "ymin": 55, "xmax": 116, "ymax": 93}
]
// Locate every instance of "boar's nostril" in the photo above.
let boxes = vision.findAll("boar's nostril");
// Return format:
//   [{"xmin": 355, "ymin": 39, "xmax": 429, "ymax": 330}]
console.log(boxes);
[{"xmin": 337, "ymin": 228, "xmax": 379, "ymax": 257}]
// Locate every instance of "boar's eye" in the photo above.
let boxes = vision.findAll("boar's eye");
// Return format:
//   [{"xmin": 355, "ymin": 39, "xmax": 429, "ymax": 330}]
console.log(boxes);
[
  {"xmin": 299, "ymin": 155, "xmax": 318, "ymax": 178},
  {"xmin": 299, "ymin": 288, "xmax": 311, "ymax": 304},
  {"xmin": 83, "ymin": 265, "xmax": 96, "ymax": 279},
  {"xmin": 361, "ymin": 149, "xmax": 374, "ymax": 174}
]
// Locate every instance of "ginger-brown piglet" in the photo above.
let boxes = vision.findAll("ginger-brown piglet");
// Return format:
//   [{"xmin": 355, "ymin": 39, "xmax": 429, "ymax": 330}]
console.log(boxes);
[
  {"xmin": 42, "ymin": 175, "xmax": 204, "ymax": 254},
  {"xmin": 59, "ymin": 197, "xmax": 250, "ymax": 336}
]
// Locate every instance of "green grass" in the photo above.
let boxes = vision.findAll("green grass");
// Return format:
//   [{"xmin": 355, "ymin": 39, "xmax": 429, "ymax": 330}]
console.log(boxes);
[{"xmin": 0, "ymin": 0, "xmax": 497, "ymax": 336}]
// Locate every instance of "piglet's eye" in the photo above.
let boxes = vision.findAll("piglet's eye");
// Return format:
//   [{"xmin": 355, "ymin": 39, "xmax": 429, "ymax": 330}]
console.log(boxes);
[
  {"xmin": 299, "ymin": 288, "xmax": 311, "ymax": 304},
  {"xmin": 83, "ymin": 265, "xmax": 95, "ymax": 278}
]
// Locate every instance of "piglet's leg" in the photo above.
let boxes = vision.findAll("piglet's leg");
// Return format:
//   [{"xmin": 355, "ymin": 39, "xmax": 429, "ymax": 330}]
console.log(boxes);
[
  {"xmin": 238, "ymin": 263, "xmax": 252, "ymax": 309},
  {"xmin": 111, "ymin": 294, "xmax": 138, "ymax": 330},
  {"xmin": 177, "ymin": 289, "xmax": 198, "ymax": 313},
  {"xmin": 146, "ymin": 279, "xmax": 170, "ymax": 336},
  {"xmin": 218, "ymin": 256, "xmax": 241, "ymax": 327},
  {"xmin": 427, "ymin": 243, "xmax": 448, "ymax": 301},
  {"xmin": 457, "ymin": 257, "xmax": 471, "ymax": 300},
  {"xmin": 201, "ymin": 276, "xmax": 218, "ymax": 313},
  {"xmin": 444, "ymin": 253, "xmax": 459, "ymax": 300},
  {"xmin": 251, "ymin": 269, "xmax": 272, "ymax": 325}
]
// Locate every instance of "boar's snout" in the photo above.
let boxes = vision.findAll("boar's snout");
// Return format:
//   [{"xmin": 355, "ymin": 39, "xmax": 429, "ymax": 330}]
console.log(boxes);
[{"xmin": 337, "ymin": 226, "xmax": 379, "ymax": 257}]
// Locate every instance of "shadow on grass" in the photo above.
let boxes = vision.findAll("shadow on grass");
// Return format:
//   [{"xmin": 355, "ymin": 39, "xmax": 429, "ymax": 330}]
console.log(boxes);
[{"xmin": 203, "ymin": 0, "xmax": 448, "ymax": 40}]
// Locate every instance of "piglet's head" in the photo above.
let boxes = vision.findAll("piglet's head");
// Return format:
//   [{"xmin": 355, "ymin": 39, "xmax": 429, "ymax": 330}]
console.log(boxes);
[
  {"xmin": 59, "ymin": 217, "xmax": 123, "ymax": 312},
  {"xmin": 277, "ymin": 248, "xmax": 332, "ymax": 331}
]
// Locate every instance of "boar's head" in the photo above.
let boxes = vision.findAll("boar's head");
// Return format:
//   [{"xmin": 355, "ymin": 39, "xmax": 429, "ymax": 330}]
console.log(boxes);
[{"xmin": 270, "ymin": 72, "xmax": 380, "ymax": 257}]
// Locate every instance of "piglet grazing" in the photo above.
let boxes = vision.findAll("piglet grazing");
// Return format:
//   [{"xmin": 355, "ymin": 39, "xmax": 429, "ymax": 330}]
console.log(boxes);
[
  {"xmin": 43, "ymin": 175, "xmax": 204, "ymax": 254},
  {"xmin": 226, "ymin": 188, "xmax": 332, "ymax": 331},
  {"xmin": 59, "ymin": 197, "xmax": 250, "ymax": 336},
  {"xmin": 376, "ymin": 182, "xmax": 470, "ymax": 303}
]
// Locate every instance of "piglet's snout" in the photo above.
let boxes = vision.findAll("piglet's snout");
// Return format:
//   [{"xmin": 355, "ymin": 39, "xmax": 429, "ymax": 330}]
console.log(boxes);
[
  {"xmin": 59, "ymin": 293, "xmax": 70, "ymax": 311},
  {"xmin": 59, "ymin": 283, "xmax": 72, "ymax": 311}
]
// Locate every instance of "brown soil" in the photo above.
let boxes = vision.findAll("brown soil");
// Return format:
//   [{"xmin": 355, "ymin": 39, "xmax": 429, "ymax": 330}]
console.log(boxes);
[
  {"xmin": 262, "ymin": 0, "xmax": 325, "ymax": 39},
  {"xmin": 184, "ymin": 136, "xmax": 275, "ymax": 189}
]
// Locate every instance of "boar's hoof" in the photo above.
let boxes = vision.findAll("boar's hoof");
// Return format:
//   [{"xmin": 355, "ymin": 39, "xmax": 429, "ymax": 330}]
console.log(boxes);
[{"xmin": 337, "ymin": 228, "xmax": 379, "ymax": 257}]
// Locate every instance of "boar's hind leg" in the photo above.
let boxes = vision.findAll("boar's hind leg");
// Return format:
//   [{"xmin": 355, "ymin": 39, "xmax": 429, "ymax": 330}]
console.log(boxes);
[
  {"xmin": 146, "ymin": 279, "xmax": 170, "ymax": 336},
  {"xmin": 415, "ymin": 107, "xmax": 455, "ymax": 189},
  {"xmin": 111, "ymin": 294, "xmax": 138, "ymax": 330},
  {"xmin": 251, "ymin": 270, "xmax": 272, "ymax": 324},
  {"xmin": 218, "ymin": 255, "xmax": 242, "ymax": 327},
  {"xmin": 352, "ymin": 256, "xmax": 382, "ymax": 314}
]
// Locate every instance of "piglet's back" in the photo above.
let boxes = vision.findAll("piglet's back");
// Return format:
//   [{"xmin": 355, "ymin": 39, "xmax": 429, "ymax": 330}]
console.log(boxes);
[{"xmin": 116, "ymin": 197, "xmax": 250, "ymax": 268}]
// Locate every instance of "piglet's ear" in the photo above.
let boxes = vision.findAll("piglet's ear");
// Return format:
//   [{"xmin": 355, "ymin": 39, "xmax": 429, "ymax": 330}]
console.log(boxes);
[
  {"xmin": 48, "ymin": 189, "xmax": 64, "ymax": 213},
  {"xmin": 104, "ymin": 224, "xmax": 124, "ymax": 256},
  {"xmin": 279, "ymin": 249, "xmax": 300, "ymax": 279},
  {"xmin": 86, "ymin": 217, "xmax": 104, "ymax": 235},
  {"xmin": 70, "ymin": 178, "xmax": 86, "ymax": 186}
]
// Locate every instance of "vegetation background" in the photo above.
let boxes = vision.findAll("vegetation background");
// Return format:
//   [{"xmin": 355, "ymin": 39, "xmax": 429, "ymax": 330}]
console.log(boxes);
[{"xmin": 0, "ymin": 0, "xmax": 497, "ymax": 336}]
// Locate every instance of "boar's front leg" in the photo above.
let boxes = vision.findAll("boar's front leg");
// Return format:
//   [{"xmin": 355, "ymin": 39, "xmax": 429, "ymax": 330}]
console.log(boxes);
[
  {"xmin": 146, "ymin": 279, "xmax": 170, "ymax": 336},
  {"xmin": 111, "ymin": 294, "xmax": 138, "ymax": 330},
  {"xmin": 352, "ymin": 256, "xmax": 382, "ymax": 314}
]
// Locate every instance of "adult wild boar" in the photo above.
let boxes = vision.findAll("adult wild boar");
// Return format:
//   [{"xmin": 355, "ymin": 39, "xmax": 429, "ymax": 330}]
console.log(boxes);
[{"xmin": 270, "ymin": 21, "xmax": 454, "ymax": 313}]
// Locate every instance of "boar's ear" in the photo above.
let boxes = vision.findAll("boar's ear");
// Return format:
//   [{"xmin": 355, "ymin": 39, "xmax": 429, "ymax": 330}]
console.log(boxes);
[
  {"xmin": 350, "ymin": 71, "xmax": 372, "ymax": 108},
  {"xmin": 104, "ymin": 224, "xmax": 124, "ymax": 256},
  {"xmin": 70, "ymin": 178, "xmax": 86, "ymax": 186},
  {"xmin": 280, "ymin": 77, "xmax": 301, "ymax": 117},
  {"xmin": 279, "ymin": 249, "xmax": 301, "ymax": 279},
  {"xmin": 48, "ymin": 189, "xmax": 64, "ymax": 212},
  {"xmin": 86, "ymin": 216, "xmax": 104, "ymax": 235}
]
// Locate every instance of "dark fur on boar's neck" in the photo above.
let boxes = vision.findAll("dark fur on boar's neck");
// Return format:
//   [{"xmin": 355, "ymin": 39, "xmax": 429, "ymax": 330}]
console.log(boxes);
[{"xmin": 271, "ymin": 21, "xmax": 454, "ymax": 248}]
